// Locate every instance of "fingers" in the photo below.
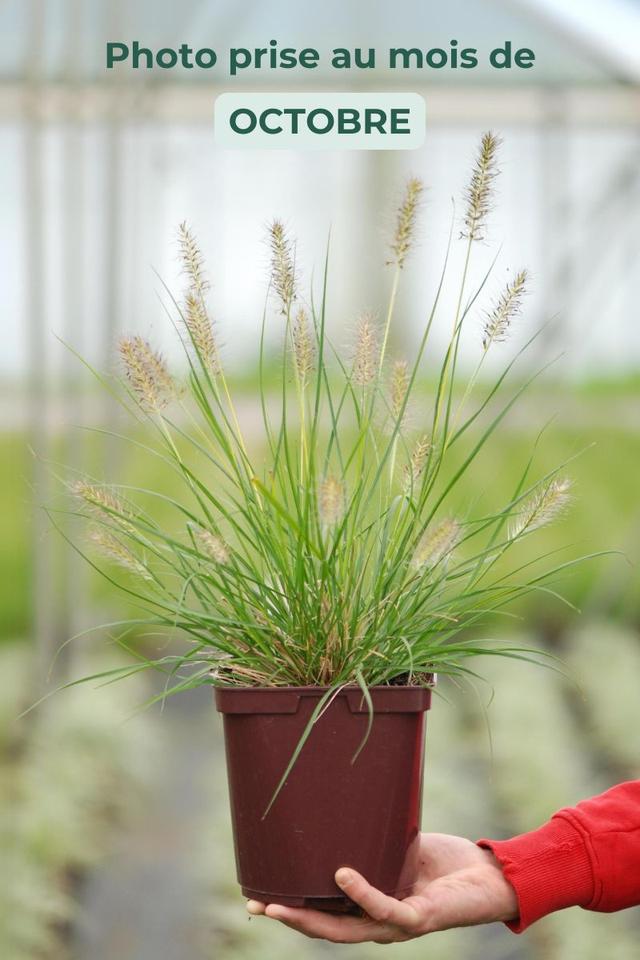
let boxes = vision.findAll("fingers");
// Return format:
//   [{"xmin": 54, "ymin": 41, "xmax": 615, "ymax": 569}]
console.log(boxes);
[
  {"xmin": 262, "ymin": 903, "xmax": 390, "ymax": 943},
  {"xmin": 335, "ymin": 868, "xmax": 420, "ymax": 929},
  {"xmin": 246, "ymin": 870, "xmax": 422, "ymax": 944}
]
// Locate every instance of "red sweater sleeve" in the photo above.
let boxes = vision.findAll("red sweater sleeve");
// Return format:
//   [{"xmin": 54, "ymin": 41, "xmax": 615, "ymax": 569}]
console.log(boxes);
[{"xmin": 477, "ymin": 780, "xmax": 640, "ymax": 933}]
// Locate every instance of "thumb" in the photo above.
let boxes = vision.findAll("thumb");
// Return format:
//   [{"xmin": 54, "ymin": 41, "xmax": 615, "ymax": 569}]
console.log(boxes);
[{"xmin": 335, "ymin": 868, "xmax": 420, "ymax": 929}]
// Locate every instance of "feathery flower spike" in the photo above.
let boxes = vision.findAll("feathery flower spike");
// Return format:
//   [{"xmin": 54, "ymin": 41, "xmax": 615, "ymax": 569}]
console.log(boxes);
[
  {"xmin": 269, "ymin": 220, "xmax": 297, "ymax": 314},
  {"xmin": 390, "ymin": 177, "xmax": 424, "ymax": 268},
  {"xmin": 352, "ymin": 313, "xmax": 379, "ymax": 387},
  {"xmin": 390, "ymin": 359, "xmax": 409, "ymax": 420},
  {"xmin": 509, "ymin": 478, "xmax": 572, "ymax": 540},
  {"xmin": 291, "ymin": 307, "xmax": 314, "ymax": 386},
  {"xmin": 403, "ymin": 435, "xmax": 431, "ymax": 492},
  {"xmin": 193, "ymin": 526, "xmax": 230, "ymax": 564},
  {"xmin": 319, "ymin": 476, "xmax": 345, "ymax": 527},
  {"xmin": 89, "ymin": 528, "xmax": 151, "ymax": 580},
  {"xmin": 177, "ymin": 224, "xmax": 221, "ymax": 376},
  {"xmin": 483, "ymin": 270, "xmax": 528, "ymax": 350},
  {"xmin": 118, "ymin": 335, "xmax": 174, "ymax": 412},
  {"xmin": 178, "ymin": 221, "xmax": 209, "ymax": 299},
  {"xmin": 462, "ymin": 132, "xmax": 501, "ymax": 242},
  {"xmin": 72, "ymin": 481, "xmax": 133, "ymax": 531},
  {"xmin": 412, "ymin": 518, "xmax": 461, "ymax": 570},
  {"xmin": 184, "ymin": 291, "xmax": 221, "ymax": 375}
]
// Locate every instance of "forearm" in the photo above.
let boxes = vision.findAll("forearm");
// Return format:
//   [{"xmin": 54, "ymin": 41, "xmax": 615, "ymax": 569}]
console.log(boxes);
[{"xmin": 477, "ymin": 780, "xmax": 640, "ymax": 933}]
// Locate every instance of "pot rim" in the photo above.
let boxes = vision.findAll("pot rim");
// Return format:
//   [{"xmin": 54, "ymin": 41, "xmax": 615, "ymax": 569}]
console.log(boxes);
[
  {"xmin": 214, "ymin": 682, "xmax": 433, "ymax": 714},
  {"xmin": 212, "ymin": 679, "xmax": 435, "ymax": 693}
]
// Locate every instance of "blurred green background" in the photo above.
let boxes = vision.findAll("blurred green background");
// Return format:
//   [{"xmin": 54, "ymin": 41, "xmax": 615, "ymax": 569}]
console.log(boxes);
[{"xmin": 2, "ymin": 0, "xmax": 640, "ymax": 958}]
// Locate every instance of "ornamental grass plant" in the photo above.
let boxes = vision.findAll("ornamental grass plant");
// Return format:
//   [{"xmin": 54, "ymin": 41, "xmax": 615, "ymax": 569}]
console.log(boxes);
[{"xmin": 59, "ymin": 133, "xmax": 598, "ymax": 708}]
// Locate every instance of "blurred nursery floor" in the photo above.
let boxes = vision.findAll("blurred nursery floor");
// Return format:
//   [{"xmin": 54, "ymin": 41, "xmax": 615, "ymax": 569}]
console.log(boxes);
[{"xmin": 72, "ymin": 685, "xmax": 216, "ymax": 960}]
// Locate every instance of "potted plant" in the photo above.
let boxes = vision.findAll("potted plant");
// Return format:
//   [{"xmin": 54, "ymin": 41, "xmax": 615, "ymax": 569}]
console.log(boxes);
[{"xmin": 58, "ymin": 133, "xmax": 594, "ymax": 913}]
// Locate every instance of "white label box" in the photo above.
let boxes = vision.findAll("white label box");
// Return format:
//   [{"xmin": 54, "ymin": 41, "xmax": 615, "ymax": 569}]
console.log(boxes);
[{"xmin": 214, "ymin": 92, "xmax": 426, "ymax": 150}]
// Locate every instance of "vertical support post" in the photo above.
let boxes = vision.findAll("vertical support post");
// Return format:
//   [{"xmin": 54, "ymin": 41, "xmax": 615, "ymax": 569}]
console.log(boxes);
[
  {"xmin": 24, "ymin": 0, "xmax": 53, "ymax": 690},
  {"xmin": 57, "ymin": 0, "xmax": 87, "ymax": 672},
  {"xmin": 536, "ymin": 88, "xmax": 573, "ymax": 368}
]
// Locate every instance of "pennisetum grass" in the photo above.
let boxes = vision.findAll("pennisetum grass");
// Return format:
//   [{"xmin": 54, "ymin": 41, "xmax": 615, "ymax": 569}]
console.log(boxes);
[{"xmin": 51, "ymin": 133, "xmax": 606, "ymax": 771}]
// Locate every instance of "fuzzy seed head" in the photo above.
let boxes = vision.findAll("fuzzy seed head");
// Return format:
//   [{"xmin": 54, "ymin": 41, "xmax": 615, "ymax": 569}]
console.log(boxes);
[
  {"xmin": 177, "ymin": 223, "xmax": 221, "ymax": 376},
  {"xmin": 413, "ymin": 518, "xmax": 461, "ymax": 570},
  {"xmin": 390, "ymin": 359, "xmax": 410, "ymax": 420},
  {"xmin": 72, "ymin": 481, "xmax": 133, "ymax": 531},
  {"xmin": 462, "ymin": 132, "xmax": 501, "ymax": 242},
  {"xmin": 352, "ymin": 313, "xmax": 379, "ymax": 387},
  {"xmin": 319, "ymin": 476, "xmax": 345, "ymax": 527},
  {"xmin": 193, "ymin": 527, "xmax": 230, "ymax": 564},
  {"xmin": 178, "ymin": 221, "xmax": 209, "ymax": 299},
  {"xmin": 483, "ymin": 270, "xmax": 528, "ymax": 350},
  {"xmin": 184, "ymin": 291, "xmax": 221, "ymax": 375},
  {"xmin": 269, "ymin": 219, "xmax": 297, "ymax": 315},
  {"xmin": 89, "ymin": 528, "xmax": 151, "ymax": 580},
  {"xmin": 119, "ymin": 335, "xmax": 174, "ymax": 412},
  {"xmin": 403, "ymin": 435, "xmax": 431, "ymax": 493},
  {"xmin": 291, "ymin": 307, "xmax": 314, "ymax": 386},
  {"xmin": 509, "ymin": 478, "xmax": 572, "ymax": 540},
  {"xmin": 390, "ymin": 177, "xmax": 423, "ymax": 268}
]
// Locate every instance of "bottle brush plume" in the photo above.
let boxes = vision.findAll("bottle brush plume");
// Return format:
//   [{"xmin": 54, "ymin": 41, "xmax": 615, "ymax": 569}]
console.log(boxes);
[
  {"xmin": 510, "ymin": 479, "xmax": 573, "ymax": 540},
  {"xmin": 412, "ymin": 519, "xmax": 461, "ymax": 570},
  {"xmin": 178, "ymin": 220, "xmax": 209, "ymax": 299},
  {"xmin": 71, "ymin": 481, "xmax": 134, "ymax": 532},
  {"xmin": 178, "ymin": 222, "xmax": 221, "ymax": 376},
  {"xmin": 390, "ymin": 177, "xmax": 423, "ymax": 268},
  {"xmin": 390, "ymin": 360, "xmax": 410, "ymax": 421},
  {"xmin": 319, "ymin": 476, "xmax": 346, "ymax": 527},
  {"xmin": 483, "ymin": 270, "xmax": 528, "ymax": 350},
  {"xmin": 403, "ymin": 435, "xmax": 431, "ymax": 493},
  {"xmin": 352, "ymin": 313, "xmax": 379, "ymax": 387},
  {"xmin": 462, "ymin": 131, "xmax": 501, "ymax": 241},
  {"xmin": 118, "ymin": 336, "xmax": 174, "ymax": 412},
  {"xmin": 183, "ymin": 293, "xmax": 221, "ymax": 375},
  {"xmin": 291, "ymin": 307, "xmax": 314, "ymax": 387},
  {"xmin": 192, "ymin": 526, "xmax": 231, "ymax": 565},
  {"xmin": 269, "ymin": 219, "xmax": 297, "ymax": 314},
  {"xmin": 89, "ymin": 528, "xmax": 151, "ymax": 581}
]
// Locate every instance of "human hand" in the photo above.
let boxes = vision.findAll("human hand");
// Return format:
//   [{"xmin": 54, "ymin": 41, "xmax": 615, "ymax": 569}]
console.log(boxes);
[{"xmin": 246, "ymin": 833, "xmax": 519, "ymax": 943}]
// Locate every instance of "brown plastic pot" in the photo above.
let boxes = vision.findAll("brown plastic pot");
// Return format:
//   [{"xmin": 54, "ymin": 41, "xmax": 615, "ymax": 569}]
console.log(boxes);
[{"xmin": 215, "ymin": 684, "xmax": 431, "ymax": 912}]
